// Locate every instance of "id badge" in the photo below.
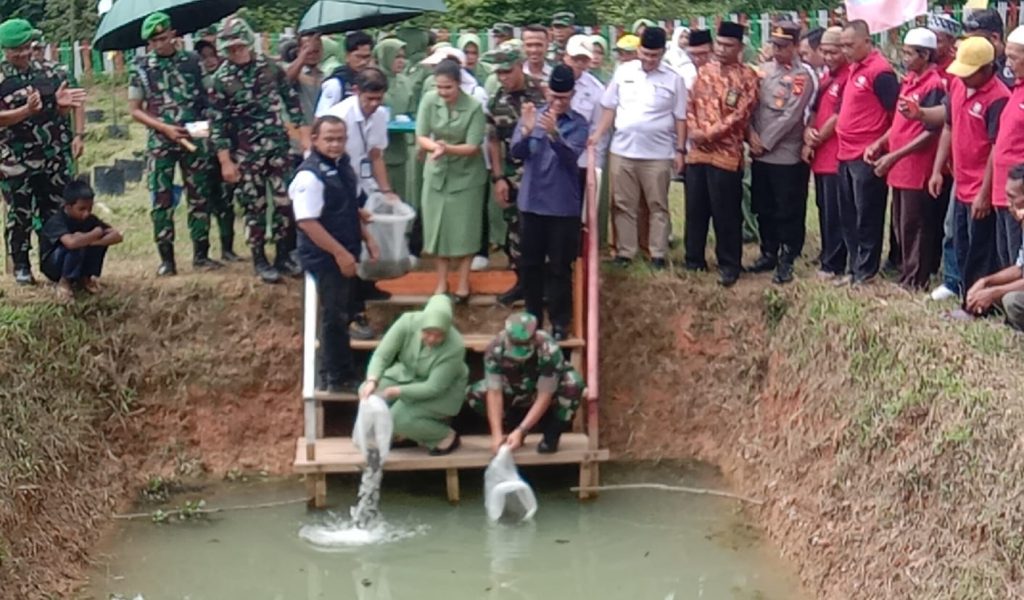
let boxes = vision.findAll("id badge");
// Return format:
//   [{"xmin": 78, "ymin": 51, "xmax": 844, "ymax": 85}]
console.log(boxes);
[{"xmin": 360, "ymin": 158, "xmax": 372, "ymax": 179}]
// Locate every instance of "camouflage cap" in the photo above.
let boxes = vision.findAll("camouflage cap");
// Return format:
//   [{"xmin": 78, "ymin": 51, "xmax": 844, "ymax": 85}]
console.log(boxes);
[
  {"xmin": 196, "ymin": 24, "xmax": 219, "ymax": 38},
  {"xmin": 217, "ymin": 16, "xmax": 254, "ymax": 51},
  {"xmin": 502, "ymin": 313, "xmax": 538, "ymax": 361},
  {"xmin": 482, "ymin": 45, "xmax": 523, "ymax": 70},
  {"xmin": 491, "ymin": 22, "xmax": 514, "ymax": 37},
  {"xmin": 551, "ymin": 11, "xmax": 575, "ymax": 27}
]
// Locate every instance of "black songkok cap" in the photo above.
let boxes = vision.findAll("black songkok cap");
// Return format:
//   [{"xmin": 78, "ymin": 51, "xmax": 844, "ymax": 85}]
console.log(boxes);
[
  {"xmin": 718, "ymin": 21, "xmax": 745, "ymax": 41},
  {"xmin": 641, "ymin": 26, "xmax": 667, "ymax": 50},
  {"xmin": 689, "ymin": 29, "xmax": 711, "ymax": 47},
  {"xmin": 549, "ymin": 64, "xmax": 576, "ymax": 93}
]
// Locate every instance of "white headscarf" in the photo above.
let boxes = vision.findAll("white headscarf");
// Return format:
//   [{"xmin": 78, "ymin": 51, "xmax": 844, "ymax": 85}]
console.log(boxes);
[{"xmin": 665, "ymin": 26, "xmax": 691, "ymax": 70}]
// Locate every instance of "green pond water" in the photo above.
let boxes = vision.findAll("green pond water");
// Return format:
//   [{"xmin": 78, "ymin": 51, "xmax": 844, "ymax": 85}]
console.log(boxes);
[{"xmin": 83, "ymin": 463, "xmax": 805, "ymax": 600}]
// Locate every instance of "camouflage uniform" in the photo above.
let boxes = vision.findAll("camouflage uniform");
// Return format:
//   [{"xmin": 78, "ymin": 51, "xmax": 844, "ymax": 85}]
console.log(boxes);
[
  {"xmin": 482, "ymin": 47, "xmax": 545, "ymax": 277},
  {"xmin": 547, "ymin": 12, "xmax": 575, "ymax": 64},
  {"xmin": 0, "ymin": 58, "xmax": 75, "ymax": 270},
  {"xmin": 208, "ymin": 22, "xmax": 306, "ymax": 251},
  {"xmin": 467, "ymin": 313, "xmax": 583, "ymax": 426},
  {"xmin": 128, "ymin": 49, "xmax": 213, "ymax": 245}
]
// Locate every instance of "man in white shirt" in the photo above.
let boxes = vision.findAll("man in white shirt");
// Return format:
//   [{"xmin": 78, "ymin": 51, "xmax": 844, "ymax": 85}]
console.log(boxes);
[
  {"xmin": 591, "ymin": 27, "xmax": 687, "ymax": 269},
  {"xmin": 563, "ymin": 34, "xmax": 608, "ymax": 177},
  {"xmin": 522, "ymin": 24, "xmax": 554, "ymax": 82},
  {"xmin": 315, "ymin": 30, "xmax": 373, "ymax": 117}
]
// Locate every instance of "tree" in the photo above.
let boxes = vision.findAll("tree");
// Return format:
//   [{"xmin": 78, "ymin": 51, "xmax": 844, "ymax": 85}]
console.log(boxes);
[{"xmin": 40, "ymin": 0, "xmax": 99, "ymax": 43}]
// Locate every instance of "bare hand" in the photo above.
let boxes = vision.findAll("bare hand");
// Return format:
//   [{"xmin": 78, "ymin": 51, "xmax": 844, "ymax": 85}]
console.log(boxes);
[
  {"xmin": 430, "ymin": 141, "xmax": 447, "ymax": 160},
  {"xmin": 221, "ymin": 160, "xmax": 241, "ymax": 184},
  {"xmin": 804, "ymin": 127, "xmax": 821, "ymax": 147},
  {"xmin": 358, "ymin": 380, "xmax": 377, "ymax": 401},
  {"xmin": 969, "ymin": 288, "xmax": 998, "ymax": 314},
  {"xmin": 873, "ymin": 153, "xmax": 897, "ymax": 178},
  {"xmin": 24, "ymin": 90, "xmax": 42, "ymax": 115},
  {"xmin": 927, "ymin": 172, "xmax": 944, "ymax": 199},
  {"xmin": 674, "ymin": 152, "xmax": 685, "ymax": 174},
  {"xmin": 162, "ymin": 124, "xmax": 190, "ymax": 142},
  {"xmin": 539, "ymin": 110, "xmax": 557, "ymax": 135},
  {"xmin": 382, "ymin": 386, "xmax": 401, "ymax": 400},
  {"xmin": 494, "ymin": 177, "xmax": 511, "ymax": 208},
  {"xmin": 335, "ymin": 252, "xmax": 357, "ymax": 277},
  {"xmin": 359, "ymin": 207, "xmax": 373, "ymax": 223},
  {"xmin": 971, "ymin": 194, "xmax": 993, "ymax": 220},
  {"xmin": 490, "ymin": 434, "xmax": 505, "ymax": 455},
  {"xmin": 520, "ymin": 102, "xmax": 537, "ymax": 132},
  {"xmin": 55, "ymin": 82, "xmax": 87, "ymax": 109},
  {"xmin": 690, "ymin": 129, "xmax": 708, "ymax": 144},
  {"xmin": 366, "ymin": 236, "xmax": 380, "ymax": 262},
  {"xmin": 382, "ymin": 191, "xmax": 400, "ymax": 204},
  {"xmin": 801, "ymin": 145, "xmax": 814, "ymax": 164},
  {"xmin": 71, "ymin": 136, "xmax": 84, "ymax": 159},
  {"xmin": 898, "ymin": 95, "xmax": 922, "ymax": 121},
  {"xmin": 863, "ymin": 141, "xmax": 884, "ymax": 164},
  {"xmin": 748, "ymin": 132, "xmax": 766, "ymax": 157},
  {"xmin": 965, "ymin": 280, "xmax": 986, "ymax": 310},
  {"xmin": 506, "ymin": 428, "xmax": 524, "ymax": 450}
]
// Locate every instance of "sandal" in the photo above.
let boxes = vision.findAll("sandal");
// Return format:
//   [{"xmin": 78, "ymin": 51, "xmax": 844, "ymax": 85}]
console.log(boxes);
[{"xmin": 452, "ymin": 293, "xmax": 470, "ymax": 306}]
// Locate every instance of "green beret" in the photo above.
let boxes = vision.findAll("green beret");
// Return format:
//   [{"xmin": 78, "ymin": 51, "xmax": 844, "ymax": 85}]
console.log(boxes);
[
  {"xmin": 551, "ymin": 12, "xmax": 575, "ymax": 27},
  {"xmin": 141, "ymin": 12, "xmax": 172, "ymax": 41},
  {"xmin": 482, "ymin": 46, "xmax": 522, "ymax": 70},
  {"xmin": 0, "ymin": 19, "xmax": 40, "ymax": 50}
]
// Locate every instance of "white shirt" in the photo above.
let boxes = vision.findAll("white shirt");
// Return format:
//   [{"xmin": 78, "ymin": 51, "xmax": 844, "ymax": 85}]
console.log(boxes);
[
  {"xmin": 290, "ymin": 170, "xmax": 326, "ymax": 221},
  {"xmin": 571, "ymin": 70, "xmax": 609, "ymax": 169},
  {"xmin": 325, "ymin": 95, "xmax": 390, "ymax": 196},
  {"xmin": 315, "ymin": 78, "xmax": 344, "ymax": 118},
  {"xmin": 600, "ymin": 61, "xmax": 688, "ymax": 161},
  {"xmin": 524, "ymin": 62, "xmax": 552, "ymax": 82}
]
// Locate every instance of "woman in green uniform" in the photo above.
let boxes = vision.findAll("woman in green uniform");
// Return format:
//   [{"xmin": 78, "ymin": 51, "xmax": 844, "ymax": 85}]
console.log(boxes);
[
  {"xmin": 415, "ymin": 59, "xmax": 487, "ymax": 300},
  {"xmin": 589, "ymin": 34, "xmax": 612, "ymax": 84},
  {"xmin": 374, "ymin": 38, "xmax": 414, "ymax": 203},
  {"xmin": 360, "ymin": 295, "xmax": 467, "ymax": 454},
  {"xmin": 456, "ymin": 32, "xmax": 489, "ymax": 83}
]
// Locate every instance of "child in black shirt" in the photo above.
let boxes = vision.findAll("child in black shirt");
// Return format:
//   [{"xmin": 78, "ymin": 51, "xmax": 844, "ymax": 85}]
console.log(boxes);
[{"xmin": 39, "ymin": 180, "xmax": 123, "ymax": 302}]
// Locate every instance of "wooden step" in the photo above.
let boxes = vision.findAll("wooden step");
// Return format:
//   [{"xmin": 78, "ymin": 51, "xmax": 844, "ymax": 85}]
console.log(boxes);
[
  {"xmin": 376, "ymin": 270, "xmax": 516, "ymax": 298},
  {"xmin": 293, "ymin": 433, "xmax": 609, "ymax": 474},
  {"xmin": 311, "ymin": 389, "xmax": 358, "ymax": 402},
  {"xmin": 351, "ymin": 334, "xmax": 584, "ymax": 353},
  {"xmin": 368, "ymin": 294, "xmax": 504, "ymax": 307}
]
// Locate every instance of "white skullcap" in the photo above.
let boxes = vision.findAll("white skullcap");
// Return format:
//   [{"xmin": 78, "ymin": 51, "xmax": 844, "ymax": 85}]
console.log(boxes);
[
  {"xmin": 904, "ymin": 27, "xmax": 937, "ymax": 50},
  {"xmin": 1008, "ymin": 25, "xmax": 1024, "ymax": 46}
]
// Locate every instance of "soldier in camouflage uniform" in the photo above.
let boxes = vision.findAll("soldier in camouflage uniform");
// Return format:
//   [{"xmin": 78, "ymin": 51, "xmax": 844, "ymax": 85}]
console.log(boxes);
[
  {"xmin": 209, "ymin": 17, "xmax": 310, "ymax": 284},
  {"xmin": 469, "ymin": 312, "xmax": 583, "ymax": 454},
  {"xmin": 482, "ymin": 45, "xmax": 545, "ymax": 306},
  {"xmin": 547, "ymin": 12, "xmax": 575, "ymax": 65},
  {"xmin": 0, "ymin": 18, "xmax": 85, "ymax": 285},
  {"xmin": 128, "ymin": 12, "xmax": 223, "ymax": 275}
]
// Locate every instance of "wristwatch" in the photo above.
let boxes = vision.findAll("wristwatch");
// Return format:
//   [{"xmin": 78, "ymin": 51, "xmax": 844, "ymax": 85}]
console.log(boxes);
[{"xmin": 490, "ymin": 174, "xmax": 507, "ymax": 184}]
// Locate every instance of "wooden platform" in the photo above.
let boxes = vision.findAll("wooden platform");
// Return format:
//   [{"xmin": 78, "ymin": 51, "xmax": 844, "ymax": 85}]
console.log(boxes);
[
  {"xmin": 351, "ymin": 333, "xmax": 584, "ymax": 353},
  {"xmin": 376, "ymin": 270, "xmax": 516, "ymax": 297}
]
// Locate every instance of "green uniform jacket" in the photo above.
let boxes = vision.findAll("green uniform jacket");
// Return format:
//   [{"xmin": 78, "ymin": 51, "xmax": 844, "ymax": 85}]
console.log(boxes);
[
  {"xmin": 415, "ymin": 90, "xmax": 486, "ymax": 194},
  {"xmin": 366, "ymin": 295, "xmax": 469, "ymax": 415}
]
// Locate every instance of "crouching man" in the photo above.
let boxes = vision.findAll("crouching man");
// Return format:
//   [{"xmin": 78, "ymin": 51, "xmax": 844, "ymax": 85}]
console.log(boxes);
[
  {"xmin": 290, "ymin": 115, "xmax": 378, "ymax": 392},
  {"xmin": 40, "ymin": 180, "xmax": 123, "ymax": 303},
  {"xmin": 469, "ymin": 312, "xmax": 584, "ymax": 454},
  {"xmin": 965, "ymin": 164, "xmax": 1024, "ymax": 328}
]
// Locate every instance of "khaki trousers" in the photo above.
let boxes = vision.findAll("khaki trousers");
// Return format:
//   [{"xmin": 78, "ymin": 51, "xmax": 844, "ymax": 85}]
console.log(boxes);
[{"xmin": 610, "ymin": 153, "xmax": 673, "ymax": 259}]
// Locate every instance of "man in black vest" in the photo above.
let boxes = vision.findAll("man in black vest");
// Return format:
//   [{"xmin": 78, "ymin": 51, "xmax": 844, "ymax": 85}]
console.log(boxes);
[
  {"xmin": 290, "ymin": 115, "xmax": 379, "ymax": 392},
  {"xmin": 314, "ymin": 30, "xmax": 373, "ymax": 117}
]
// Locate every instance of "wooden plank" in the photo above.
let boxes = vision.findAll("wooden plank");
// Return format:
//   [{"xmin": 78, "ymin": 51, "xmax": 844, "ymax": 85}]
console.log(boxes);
[
  {"xmin": 310, "ymin": 389, "xmax": 358, "ymax": 402},
  {"xmin": 307, "ymin": 474, "xmax": 327, "ymax": 509},
  {"xmin": 293, "ymin": 433, "xmax": 610, "ymax": 474},
  {"xmin": 446, "ymin": 469, "xmax": 460, "ymax": 504},
  {"xmin": 369, "ymin": 294, "xmax": 500, "ymax": 307},
  {"xmin": 351, "ymin": 334, "xmax": 585, "ymax": 353}
]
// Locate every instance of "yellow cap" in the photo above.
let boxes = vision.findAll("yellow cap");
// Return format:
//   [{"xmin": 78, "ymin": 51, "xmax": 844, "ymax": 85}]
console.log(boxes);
[
  {"xmin": 947, "ymin": 36, "xmax": 995, "ymax": 78},
  {"xmin": 615, "ymin": 34, "xmax": 640, "ymax": 52}
]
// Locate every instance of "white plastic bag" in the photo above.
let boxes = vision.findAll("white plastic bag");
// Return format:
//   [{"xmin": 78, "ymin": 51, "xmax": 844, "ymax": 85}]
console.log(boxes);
[
  {"xmin": 352, "ymin": 394, "xmax": 394, "ymax": 464},
  {"xmin": 358, "ymin": 192, "xmax": 416, "ymax": 281},
  {"xmin": 484, "ymin": 445, "xmax": 538, "ymax": 523}
]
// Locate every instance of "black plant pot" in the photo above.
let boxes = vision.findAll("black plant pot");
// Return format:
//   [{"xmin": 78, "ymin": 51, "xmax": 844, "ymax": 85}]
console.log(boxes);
[
  {"xmin": 114, "ymin": 158, "xmax": 145, "ymax": 183},
  {"xmin": 93, "ymin": 166, "xmax": 125, "ymax": 196},
  {"xmin": 75, "ymin": 172, "xmax": 91, "ymax": 187},
  {"xmin": 85, "ymin": 109, "xmax": 105, "ymax": 123},
  {"xmin": 106, "ymin": 125, "xmax": 129, "ymax": 139}
]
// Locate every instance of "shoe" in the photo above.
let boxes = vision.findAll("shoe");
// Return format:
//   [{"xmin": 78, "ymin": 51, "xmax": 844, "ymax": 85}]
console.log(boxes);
[
  {"xmin": 851, "ymin": 275, "xmax": 876, "ymax": 288},
  {"xmin": 537, "ymin": 435, "xmax": 562, "ymax": 454},
  {"xmin": 429, "ymin": 433, "xmax": 461, "ymax": 456},
  {"xmin": 881, "ymin": 261, "xmax": 900, "ymax": 279},
  {"xmin": 650, "ymin": 258, "xmax": 667, "ymax": 271},
  {"xmin": 14, "ymin": 265, "xmax": 35, "ymax": 286},
  {"xmin": 452, "ymin": 293, "xmax": 470, "ymax": 306},
  {"xmin": 497, "ymin": 283, "xmax": 524, "ymax": 307},
  {"xmin": 930, "ymin": 284, "xmax": 958, "ymax": 302},
  {"xmin": 772, "ymin": 263, "xmax": 794, "ymax": 285},
  {"xmin": 349, "ymin": 313, "xmax": 375, "ymax": 340},
  {"xmin": 718, "ymin": 271, "xmax": 739, "ymax": 288},
  {"xmin": 471, "ymin": 255, "xmax": 489, "ymax": 271},
  {"xmin": 946, "ymin": 308, "xmax": 974, "ymax": 321},
  {"xmin": 363, "ymin": 282, "xmax": 392, "ymax": 301},
  {"xmin": 745, "ymin": 254, "xmax": 777, "ymax": 273},
  {"xmin": 82, "ymin": 277, "xmax": 101, "ymax": 294},
  {"xmin": 552, "ymin": 325, "xmax": 569, "ymax": 342},
  {"xmin": 816, "ymin": 270, "xmax": 838, "ymax": 281},
  {"xmin": 684, "ymin": 262, "xmax": 708, "ymax": 272},
  {"xmin": 156, "ymin": 242, "xmax": 177, "ymax": 277},
  {"xmin": 832, "ymin": 275, "xmax": 853, "ymax": 287},
  {"xmin": 538, "ymin": 418, "xmax": 565, "ymax": 453},
  {"xmin": 220, "ymin": 235, "xmax": 244, "ymax": 262},
  {"xmin": 274, "ymin": 245, "xmax": 303, "ymax": 278},
  {"xmin": 252, "ymin": 246, "xmax": 281, "ymax": 284},
  {"xmin": 193, "ymin": 241, "xmax": 224, "ymax": 270},
  {"xmin": 612, "ymin": 256, "xmax": 632, "ymax": 268}
]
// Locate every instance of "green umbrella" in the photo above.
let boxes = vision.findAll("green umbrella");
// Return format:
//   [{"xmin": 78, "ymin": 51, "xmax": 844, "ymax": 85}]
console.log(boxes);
[
  {"xmin": 93, "ymin": 0, "xmax": 244, "ymax": 50},
  {"xmin": 298, "ymin": 0, "xmax": 446, "ymax": 35}
]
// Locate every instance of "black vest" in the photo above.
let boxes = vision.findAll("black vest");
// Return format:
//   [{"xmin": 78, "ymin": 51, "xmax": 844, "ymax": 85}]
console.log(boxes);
[{"xmin": 296, "ymin": 151, "xmax": 363, "ymax": 273}]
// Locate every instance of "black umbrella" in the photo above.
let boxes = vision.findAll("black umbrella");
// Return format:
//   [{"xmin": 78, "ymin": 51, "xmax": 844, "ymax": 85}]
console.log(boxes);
[
  {"xmin": 93, "ymin": 0, "xmax": 244, "ymax": 51},
  {"xmin": 298, "ymin": 0, "xmax": 446, "ymax": 35}
]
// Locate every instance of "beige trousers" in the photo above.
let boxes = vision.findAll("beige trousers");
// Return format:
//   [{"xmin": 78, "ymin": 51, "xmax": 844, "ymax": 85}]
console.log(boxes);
[{"xmin": 610, "ymin": 153, "xmax": 673, "ymax": 259}]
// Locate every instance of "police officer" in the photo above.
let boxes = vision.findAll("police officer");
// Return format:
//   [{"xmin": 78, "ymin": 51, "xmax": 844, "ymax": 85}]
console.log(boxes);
[
  {"xmin": 747, "ymin": 21, "xmax": 817, "ymax": 284},
  {"xmin": 548, "ymin": 12, "xmax": 576, "ymax": 65},
  {"xmin": 468, "ymin": 313, "xmax": 584, "ymax": 455},
  {"xmin": 482, "ymin": 45, "xmax": 546, "ymax": 306},
  {"xmin": 208, "ymin": 17, "xmax": 310, "ymax": 283},
  {"xmin": 0, "ymin": 18, "xmax": 86, "ymax": 285},
  {"xmin": 129, "ymin": 12, "xmax": 223, "ymax": 275}
]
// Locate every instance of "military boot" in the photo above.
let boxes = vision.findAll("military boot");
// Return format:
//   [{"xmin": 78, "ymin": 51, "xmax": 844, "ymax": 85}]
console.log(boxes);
[
  {"xmin": 156, "ymin": 242, "xmax": 177, "ymax": 277},
  {"xmin": 497, "ymin": 272, "xmax": 524, "ymax": 307},
  {"xmin": 192, "ymin": 241, "xmax": 224, "ymax": 270},
  {"xmin": 274, "ymin": 242, "xmax": 303, "ymax": 278},
  {"xmin": 252, "ymin": 245, "xmax": 281, "ymax": 284},
  {"xmin": 220, "ymin": 232, "xmax": 244, "ymax": 262}
]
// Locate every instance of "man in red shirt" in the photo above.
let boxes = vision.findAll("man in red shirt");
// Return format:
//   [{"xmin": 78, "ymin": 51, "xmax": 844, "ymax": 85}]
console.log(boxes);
[
  {"xmin": 835, "ymin": 20, "xmax": 900, "ymax": 286},
  {"xmin": 866, "ymin": 28, "xmax": 946, "ymax": 290},
  {"xmin": 928, "ymin": 14, "xmax": 960, "ymax": 88},
  {"xmin": 990, "ymin": 25, "xmax": 1024, "ymax": 269},
  {"xmin": 918, "ymin": 37, "xmax": 1009, "ymax": 314},
  {"xmin": 803, "ymin": 26, "xmax": 848, "ymax": 279}
]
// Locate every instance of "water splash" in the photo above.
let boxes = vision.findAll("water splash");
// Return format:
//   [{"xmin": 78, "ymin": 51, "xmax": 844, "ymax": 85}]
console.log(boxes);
[
  {"xmin": 299, "ymin": 517, "xmax": 428, "ymax": 548},
  {"xmin": 351, "ymin": 448, "xmax": 383, "ymax": 529}
]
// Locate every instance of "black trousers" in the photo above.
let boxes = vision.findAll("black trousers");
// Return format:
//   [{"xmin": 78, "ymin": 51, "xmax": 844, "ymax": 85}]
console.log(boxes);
[
  {"xmin": 994, "ymin": 207, "xmax": 1023, "ymax": 269},
  {"xmin": 838, "ymin": 159, "xmax": 888, "ymax": 281},
  {"xmin": 815, "ymin": 172, "xmax": 848, "ymax": 275},
  {"xmin": 41, "ymin": 245, "xmax": 107, "ymax": 282},
  {"xmin": 520, "ymin": 211, "xmax": 580, "ymax": 329},
  {"xmin": 750, "ymin": 160, "xmax": 810, "ymax": 263},
  {"xmin": 684, "ymin": 163, "xmax": 743, "ymax": 275},
  {"xmin": 892, "ymin": 188, "xmax": 941, "ymax": 290},
  {"xmin": 952, "ymin": 200, "xmax": 996, "ymax": 302},
  {"xmin": 312, "ymin": 264, "xmax": 355, "ymax": 384}
]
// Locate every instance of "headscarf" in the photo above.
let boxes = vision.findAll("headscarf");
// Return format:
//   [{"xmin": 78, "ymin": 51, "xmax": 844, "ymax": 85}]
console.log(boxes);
[
  {"xmin": 665, "ymin": 26, "xmax": 691, "ymax": 71},
  {"xmin": 421, "ymin": 294, "xmax": 454, "ymax": 332},
  {"xmin": 590, "ymin": 34, "xmax": 611, "ymax": 83},
  {"xmin": 374, "ymin": 38, "xmax": 413, "ymax": 115},
  {"xmin": 456, "ymin": 32, "xmax": 488, "ymax": 79}
]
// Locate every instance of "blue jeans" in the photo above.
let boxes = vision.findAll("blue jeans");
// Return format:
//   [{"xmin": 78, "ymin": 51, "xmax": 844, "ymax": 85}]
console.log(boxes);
[
  {"xmin": 42, "ymin": 246, "xmax": 107, "ymax": 283},
  {"xmin": 942, "ymin": 181, "xmax": 961, "ymax": 292}
]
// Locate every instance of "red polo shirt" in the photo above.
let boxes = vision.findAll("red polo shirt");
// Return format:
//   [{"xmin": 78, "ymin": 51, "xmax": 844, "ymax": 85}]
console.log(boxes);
[
  {"xmin": 936, "ymin": 54, "xmax": 955, "ymax": 90},
  {"xmin": 993, "ymin": 82, "xmax": 1024, "ymax": 208},
  {"xmin": 811, "ymin": 64, "xmax": 849, "ymax": 176},
  {"xmin": 948, "ymin": 75, "xmax": 1010, "ymax": 204},
  {"xmin": 836, "ymin": 50, "xmax": 898, "ymax": 161},
  {"xmin": 886, "ymin": 67, "xmax": 946, "ymax": 190}
]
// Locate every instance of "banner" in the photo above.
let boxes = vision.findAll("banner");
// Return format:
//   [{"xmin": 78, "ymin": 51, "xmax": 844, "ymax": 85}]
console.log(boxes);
[{"xmin": 845, "ymin": 0, "xmax": 928, "ymax": 33}]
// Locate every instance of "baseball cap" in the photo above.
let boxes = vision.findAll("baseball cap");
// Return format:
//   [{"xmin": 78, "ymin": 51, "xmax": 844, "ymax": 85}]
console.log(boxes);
[
  {"xmin": 615, "ymin": 34, "xmax": 640, "ymax": 52},
  {"xmin": 502, "ymin": 313, "xmax": 538, "ymax": 361},
  {"xmin": 769, "ymin": 22, "xmax": 801, "ymax": 45},
  {"xmin": 481, "ymin": 46, "xmax": 522, "ymax": 70},
  {"xmin": 947, "ymin": 36, "xmax": 995, "ymax": 78},
  {"xmin": 904, "ymin": 27, "xmax": 937, "ymax": 50},
  {"xmin": 422, "ymin": 46, "xmax": 465, "ymax": 65},
  {"xmin": 566, "ymin": 34, "xmax": 593, "ymax": 59}
]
